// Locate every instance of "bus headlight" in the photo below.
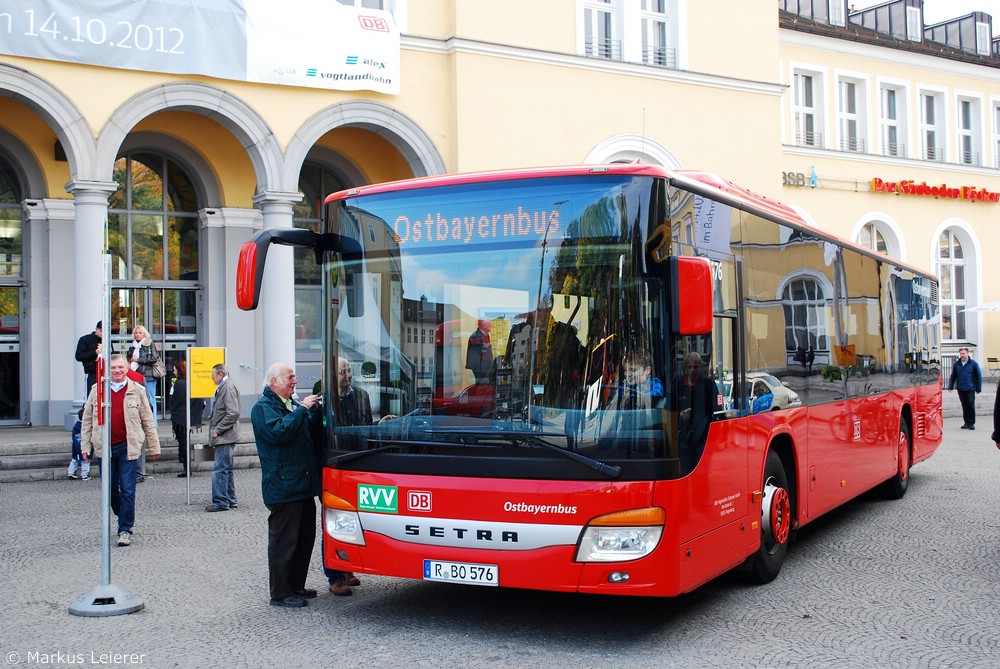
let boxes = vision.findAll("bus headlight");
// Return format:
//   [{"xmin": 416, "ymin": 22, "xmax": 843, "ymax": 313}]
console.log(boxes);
[
  {"xmin": 324, "ymin": 508, "xmax": 365, "ymax": 545},
  {"xmin": 322, "ymin": 492, "xmax": 365, "ymax": 546},
  {"xmin": 575, "ymin": 507, "xmax": 664, "ymax": 563}
]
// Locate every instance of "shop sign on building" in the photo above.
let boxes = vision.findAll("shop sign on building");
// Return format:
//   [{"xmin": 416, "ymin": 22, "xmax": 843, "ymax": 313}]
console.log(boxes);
[{"xmin": 871, "ymin": 178, "xmax": 1000, "ymax": 204}]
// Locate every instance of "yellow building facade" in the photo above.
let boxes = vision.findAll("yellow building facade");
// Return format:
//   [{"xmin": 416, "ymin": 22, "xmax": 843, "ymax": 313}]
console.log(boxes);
[{"xmin": 0, "ymin": 0, "xmax": 996, "ymax": 425}]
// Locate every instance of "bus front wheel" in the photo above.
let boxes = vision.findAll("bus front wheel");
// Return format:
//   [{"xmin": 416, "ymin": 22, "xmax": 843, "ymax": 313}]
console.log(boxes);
[
  {"xmin": 742, "ymin": 449, "xmax": 791, "ymax": 584},
  {"xmin": 878, "ymin": 419, "xmax": 911, "ymax": 500}
]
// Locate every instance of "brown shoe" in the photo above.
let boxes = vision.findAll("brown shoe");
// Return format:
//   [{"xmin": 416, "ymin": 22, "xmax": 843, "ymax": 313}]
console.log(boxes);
[
  {"xmin": 329, "ymin": 581, "xmax": 353, "ymax": 596},
  {"xmin": 344, "ymin": 573, "xmax": 361, "ymax": 587}
]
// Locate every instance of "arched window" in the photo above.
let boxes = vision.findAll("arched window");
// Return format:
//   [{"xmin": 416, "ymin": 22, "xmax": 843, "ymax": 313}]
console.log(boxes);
[
  {"xmin": 936, "ymin": 229, "xmax": 966, "ymax": 340},
  {"xmin": 110, "ymin": 153, "xmax": 199, "ymax": 281},
  {"xmin": 782, "ymin": 275, "xmax": 828, "ymax": 354},
  {"xmin": 294, "ymin": 163, "xmax": 347, "ymax": 348},
  {"xmin": 0, "ymin": 155, "xmax": 22, "ymax": 277},
  {"xmin": 856, "ymin": 222, "xmax": 887, "ymax": 255}
]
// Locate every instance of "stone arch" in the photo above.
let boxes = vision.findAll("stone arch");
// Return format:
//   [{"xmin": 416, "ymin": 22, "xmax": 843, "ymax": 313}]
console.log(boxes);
[
  {"xmin": 0, "ymin": 63, "xmax": 96, "ymax": 186},
  {"xmin": 119, "ymin": 131, "xmax": 223, "ymax": 208},
  {"xmin": 284, "ymin": 100, "xmax": 446, "ymax": 191},
  {"xmin": 97, "ymin": 82, "xmax": 282, "ymax": 194},
  {"xmin": 0, "ymin": 128, "xmax": 47, "ymax": 199},
  {"xmin": 850, "ymin": 212, "xmax": 907, "ymax": 262},
  {"xmin": 584, "ymin": 134, "xmax": 682, "ymax": 168}
]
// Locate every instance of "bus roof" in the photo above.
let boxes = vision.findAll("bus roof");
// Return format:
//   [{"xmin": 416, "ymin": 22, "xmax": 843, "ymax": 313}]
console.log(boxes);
[{"xmin": 325, "ymin": 163, "xmax": 935, "ymax": 280}]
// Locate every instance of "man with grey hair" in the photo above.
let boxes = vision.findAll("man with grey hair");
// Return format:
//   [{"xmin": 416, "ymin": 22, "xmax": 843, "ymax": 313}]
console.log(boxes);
[
  {"xmin": 251, "ymin": 362, "xmax": 323, "ymax": 608},
  {"xmin": 205, "ymin": 363, "xmax": 241, "ymax": 512}
]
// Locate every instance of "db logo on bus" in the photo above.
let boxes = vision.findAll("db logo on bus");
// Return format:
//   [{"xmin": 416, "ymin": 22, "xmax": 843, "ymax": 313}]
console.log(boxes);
[{"xmin": 408, "ymin": 490, "xmax": 432, "ymax": 512}]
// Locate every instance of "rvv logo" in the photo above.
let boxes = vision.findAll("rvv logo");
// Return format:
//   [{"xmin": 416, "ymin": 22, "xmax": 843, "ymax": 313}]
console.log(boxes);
[{"xmin": 358, "ymin": 484, "xmax": 398, "ymax": 513}]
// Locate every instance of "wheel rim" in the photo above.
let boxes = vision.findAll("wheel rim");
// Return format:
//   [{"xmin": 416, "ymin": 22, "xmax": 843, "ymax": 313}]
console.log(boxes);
[
  {"xmin": 896, "ymin": 430, "xmax": 909, "ymax": 481},
  {"xmin": 761, "ymin": 478, "xmax": 791, "ymax": 551}
]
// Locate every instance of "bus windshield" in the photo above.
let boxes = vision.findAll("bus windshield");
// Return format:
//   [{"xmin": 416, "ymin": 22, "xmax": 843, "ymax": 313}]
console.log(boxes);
[{"xmin": 322, "ymin": 174, "xmax": 685, "ymax": 480}]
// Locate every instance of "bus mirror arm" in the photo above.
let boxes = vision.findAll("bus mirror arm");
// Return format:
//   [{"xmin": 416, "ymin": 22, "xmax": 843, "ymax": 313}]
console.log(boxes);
[{"xmin": 236, "ymin": 228, "xmax": 364, "ymax": 311}]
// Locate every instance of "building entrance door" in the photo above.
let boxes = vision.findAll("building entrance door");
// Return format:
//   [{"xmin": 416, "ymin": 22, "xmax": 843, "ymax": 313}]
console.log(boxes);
[
  {"xmin": 0, "ymin": 285, "xmax": 23, "ymax": 423},
  {"xmin": 110, "ymin": 286, "xmax": 200, "ymax": 416}
]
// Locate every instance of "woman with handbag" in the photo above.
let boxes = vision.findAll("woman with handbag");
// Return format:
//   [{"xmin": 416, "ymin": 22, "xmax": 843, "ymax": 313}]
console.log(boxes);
[{"xmin": 130, "ymin": 324, "xmax": 165, "ymax": 426}]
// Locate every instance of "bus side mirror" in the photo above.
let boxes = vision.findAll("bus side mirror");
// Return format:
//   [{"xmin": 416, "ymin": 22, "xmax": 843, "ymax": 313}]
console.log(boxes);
[
  {"xmin": 237, "ymin": 239, "xmax": 265, "ymax": 311},
  {"xmin": 670, "ymin": 256, "xmax": 713, "ymax": 335}
]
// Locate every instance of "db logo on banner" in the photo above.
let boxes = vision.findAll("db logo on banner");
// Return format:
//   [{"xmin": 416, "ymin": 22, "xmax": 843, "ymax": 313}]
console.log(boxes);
[
  {"xmin": 408, "ymin": 490, "xmax": 432, "ymax": 512},
  {"xmin": 359, "ymin": 15, "xmax": 390, "ymax": 31}
]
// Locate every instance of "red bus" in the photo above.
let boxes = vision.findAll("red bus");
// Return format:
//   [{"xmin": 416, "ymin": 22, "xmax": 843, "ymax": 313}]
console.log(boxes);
[{"xmin": 237, "ymin": 164, "xmax": 942, "ymax": 596}]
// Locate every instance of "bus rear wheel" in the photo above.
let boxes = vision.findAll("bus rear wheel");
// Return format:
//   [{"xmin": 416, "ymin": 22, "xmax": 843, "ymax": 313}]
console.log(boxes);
[
  {"xmin": 742, "ymin": 449, "xmax": 791, "ymax": 584},
  {"xmin": 878, "ymin": 419, "xmax": 910, "ymax": 500}
]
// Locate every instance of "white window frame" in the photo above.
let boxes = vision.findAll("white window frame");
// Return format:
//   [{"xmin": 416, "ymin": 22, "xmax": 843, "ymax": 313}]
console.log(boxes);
[
  {"xmin": 956, "ymin": 93, "xmax": 983, "ymax": 167},
  {"xmin": 919, "ymin": 88, "xmax": 946, "ymax": 162},
  {"xmin": 905, "ymin": 6, "xmax": 922, "ymax": 42},
  {"xmin": 976, "ymin": 22, "xmax": 991, "ymax": 56},
  {"xmin": 992, "ymin": 98, "xmax": 1000, "ymax": 169},
  {"xmin": 829, "ymin": 0, "xmax": 846, "ymax": 27},
  {"xmin": 582, "ymin": 0, "xmax": 619, "ymax": 60},
  {"xmin": 936, "ymin": 228, "xmax": 968, "ymax": 342},
  {"xmin": 836, "ymin": 73, "xmax": 868, "ymax": 153},
  {"xmin": 792, "ymin": 67, "xmax": 826, "ymax": 149},
  {"xmin": 878, "ymin": 79, "xmax": 908, "ymax": 158},
  {"xmin": 639, "ymin": 0, "xmax": 671, "ymax": 67}
]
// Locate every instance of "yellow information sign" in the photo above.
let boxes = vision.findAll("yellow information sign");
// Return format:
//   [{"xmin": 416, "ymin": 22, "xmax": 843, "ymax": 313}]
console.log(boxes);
[{"xmin": 188, "ymin": 347, "xmax": 227, "ymax": 398}]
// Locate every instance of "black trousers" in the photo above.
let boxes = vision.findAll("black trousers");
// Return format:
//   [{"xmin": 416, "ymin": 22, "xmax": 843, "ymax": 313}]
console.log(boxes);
[
  {"xmin": 958, "ymin": 390, "xmax": 977, "ymax": 427},
  {"xmin": 266, "ymin": 498, "xmax": 316, "ymax": 600}
]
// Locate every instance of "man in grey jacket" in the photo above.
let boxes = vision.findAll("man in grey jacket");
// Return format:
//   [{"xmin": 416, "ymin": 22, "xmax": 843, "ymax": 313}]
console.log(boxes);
[{"xmin": 206, "ymin": 364, "xmax": 241, "ymax": 512}]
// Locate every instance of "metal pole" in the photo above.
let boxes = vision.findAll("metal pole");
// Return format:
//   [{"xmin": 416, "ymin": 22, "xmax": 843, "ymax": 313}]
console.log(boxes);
[
  {"xmin": 68, "ymin": 256, "xmax": 144, "ymax": 616},
  {"xmin": 185, "ymin": 346, "xmax": 191, "ymax": 505}
]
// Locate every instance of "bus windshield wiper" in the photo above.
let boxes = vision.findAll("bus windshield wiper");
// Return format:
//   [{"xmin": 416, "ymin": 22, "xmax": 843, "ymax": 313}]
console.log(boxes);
[
  {"xmin": 440, "ymin": 428, "xmax": 622, "ymax": 478},
  {"xmin": 329, "ymin": 443, "xmax": 401, "ymax": 466}
]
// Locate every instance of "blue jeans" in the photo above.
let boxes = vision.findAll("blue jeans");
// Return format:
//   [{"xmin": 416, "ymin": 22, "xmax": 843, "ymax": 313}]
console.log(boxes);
[
  {"xmin": 99, "ymin": 442, "xmax": 138, "ymax": 534},
  {"xmin": 143, "ymin": 379, "xmax": 158, "ymax": 426},
  {"xmin": 210, "ymin": 444, "xmax": 237, "ymax": 508}
]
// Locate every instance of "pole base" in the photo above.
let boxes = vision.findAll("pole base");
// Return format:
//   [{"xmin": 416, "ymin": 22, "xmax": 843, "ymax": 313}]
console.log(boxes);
[{"xmin": 68, "ymin": 583, "xmax": 144, "ymax": 617}]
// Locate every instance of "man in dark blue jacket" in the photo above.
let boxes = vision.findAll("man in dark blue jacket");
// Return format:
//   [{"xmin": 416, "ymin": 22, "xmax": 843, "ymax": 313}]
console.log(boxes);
[
  {"xmin": 251, "ymin": 362, "xmax": 322, "ymax": 608},
  {"xmin": 948, "ymin": 347, "xmax": 982, "ymax": 430}
]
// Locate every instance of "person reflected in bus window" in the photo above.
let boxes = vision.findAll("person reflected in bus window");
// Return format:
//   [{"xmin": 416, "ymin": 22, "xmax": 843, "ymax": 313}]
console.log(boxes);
[
  {"xmin": 466, "ymin": 319, "xmax": 494, "ymax": 384},
  {"xmin": 325, "ymin": 356, "xmax": 370, "ymax": 595},
  {"xmin": 675, "ymin": 352, "xmax": 722, "ymax": 473},
  {"xmin": 336, "ymin": 357, "xmax": 373, "ymax": 427}
]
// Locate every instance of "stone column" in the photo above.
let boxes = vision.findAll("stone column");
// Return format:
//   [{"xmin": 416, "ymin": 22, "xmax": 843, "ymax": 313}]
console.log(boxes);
[
  {"xmin": 251, "ymin": 191, "xmax": 303, "ymax": 371},
  {"xmin": 66, "ymin": 180, "xmax": 117, "ymax": 403}
]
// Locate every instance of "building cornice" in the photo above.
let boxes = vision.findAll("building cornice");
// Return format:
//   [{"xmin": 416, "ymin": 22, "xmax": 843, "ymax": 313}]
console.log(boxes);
[
  {"xmin": 402, "ymin": 35, "xmax": 785, "ymax": 96},
  {"xmin": 781, "ymin": 29, "xmax": 1000, "ymax": 84}
]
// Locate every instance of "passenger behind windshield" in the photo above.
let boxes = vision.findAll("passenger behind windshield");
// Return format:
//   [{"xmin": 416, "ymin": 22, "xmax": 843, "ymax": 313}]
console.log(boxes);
[
  {"xmin": 674, "ymin": 352, "xmax": 722, "ymax": 473},
  {"xmin": 600, "ymin": 352, "xmax": 665, "ymax": 455}
]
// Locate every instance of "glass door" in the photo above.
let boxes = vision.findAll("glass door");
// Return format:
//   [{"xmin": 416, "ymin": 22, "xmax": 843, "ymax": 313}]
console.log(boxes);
[
  {"xmin": 111, "ymin": 286, "xmax": 200, "ymax": 416},
  {"xmin": 0, "ymin": 285, "xmax": 22, "ymax": 423}
]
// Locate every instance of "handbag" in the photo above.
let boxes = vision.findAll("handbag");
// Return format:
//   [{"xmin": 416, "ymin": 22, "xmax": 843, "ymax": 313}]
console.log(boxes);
[{"xmin": 151, "ymin": 355, "xmax": 167, "ymax": 379}]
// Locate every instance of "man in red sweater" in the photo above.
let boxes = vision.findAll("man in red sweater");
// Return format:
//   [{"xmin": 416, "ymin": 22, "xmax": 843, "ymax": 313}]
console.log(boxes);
[{"xmin": 81, "ymin": 353, "xmax": 160, "ymax": 546}]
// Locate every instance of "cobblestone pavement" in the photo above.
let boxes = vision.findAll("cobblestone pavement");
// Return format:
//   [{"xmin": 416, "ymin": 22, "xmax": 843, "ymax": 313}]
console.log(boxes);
[{"xmin": 1, "ymin": 421, "xmax": 998, "ymax": 669}]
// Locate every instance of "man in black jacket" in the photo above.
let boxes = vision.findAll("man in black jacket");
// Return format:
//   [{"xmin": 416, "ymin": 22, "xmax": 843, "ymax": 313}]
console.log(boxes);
[{"xmin": 75, "ymin": 321, "xmax": 111, "ymax": 393}]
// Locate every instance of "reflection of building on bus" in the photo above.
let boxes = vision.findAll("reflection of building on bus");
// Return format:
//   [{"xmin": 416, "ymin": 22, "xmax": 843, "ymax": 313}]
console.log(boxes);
[{"xmin": 238, "ymin": 164, "xmax": 943, "ymax": 599}]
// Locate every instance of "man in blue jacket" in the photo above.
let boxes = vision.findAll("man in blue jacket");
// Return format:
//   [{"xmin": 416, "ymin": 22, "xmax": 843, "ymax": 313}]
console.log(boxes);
[
  {"xmin": 251, "ymin": 362, "xmax": 322, "ymax": 608},
  {"xmin": 948, "ymin": 347, "xmax": 982, "ymax": 430}
]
